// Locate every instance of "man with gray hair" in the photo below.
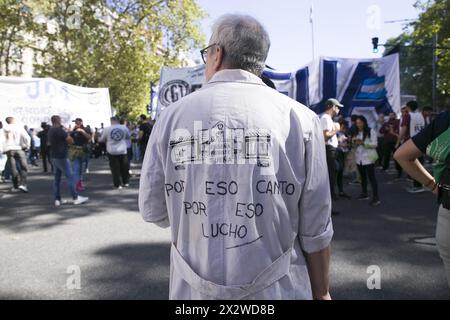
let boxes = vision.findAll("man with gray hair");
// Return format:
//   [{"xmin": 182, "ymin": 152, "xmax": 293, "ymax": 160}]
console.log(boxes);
[{"xmin": 139, "ymin": 14, "xmax": 333, "ymax": 300}]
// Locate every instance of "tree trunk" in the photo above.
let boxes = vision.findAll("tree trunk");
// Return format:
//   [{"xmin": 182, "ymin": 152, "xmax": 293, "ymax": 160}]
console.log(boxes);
[{"xmin": 0, "ymin": 29, "xmax": 10, "ymax": 76}]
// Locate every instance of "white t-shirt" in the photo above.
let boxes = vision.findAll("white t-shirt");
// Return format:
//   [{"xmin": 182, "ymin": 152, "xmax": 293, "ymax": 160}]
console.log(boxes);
[
  {"xmin": 99, "ymin": 124, "xmax": 130, "ymax": 155},
  {"xmin": 32, "ymin": 135, "xmax": 41, "ymax": 148},
  {"xmin": 320, "ymin": 113, "xmax": 338, "ymax": 148},
  {"xmin": 409, "ymin": 111, "xmax": 425, "ymax": 138},
  {"xmin": 376, "ymin": 120, "xmax": 385, "ymax": 138}
]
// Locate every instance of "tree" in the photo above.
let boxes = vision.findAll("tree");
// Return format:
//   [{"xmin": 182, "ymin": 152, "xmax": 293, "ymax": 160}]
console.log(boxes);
[
  {"xmin": 0, "ymin": 0, "xmax": 35, "ymax": 76},
  {"xmin": 1, "ymin": 0, "xmax": 206, "ymax": 118},
  {"xmin": 384, "ymin": 0, "xmax": 450, "ymax": 110}
]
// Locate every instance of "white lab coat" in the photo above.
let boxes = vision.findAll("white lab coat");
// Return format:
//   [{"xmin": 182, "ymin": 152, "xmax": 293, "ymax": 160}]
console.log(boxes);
[{"xmin": 139, "ymin": 69, "xmax": 333, "ymax": 300}]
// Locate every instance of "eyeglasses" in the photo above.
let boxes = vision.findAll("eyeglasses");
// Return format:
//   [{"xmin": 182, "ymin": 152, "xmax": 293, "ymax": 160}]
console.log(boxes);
[{"xmin": 200, "ymin": 43, "xmax": 218, "ymax": 64}]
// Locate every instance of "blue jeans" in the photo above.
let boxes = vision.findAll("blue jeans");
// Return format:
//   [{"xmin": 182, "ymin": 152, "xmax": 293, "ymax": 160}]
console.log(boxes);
[
  {"xmin": 52, "ymin": 158, "xmax": 78, "ymax": 200},
  {"xmin": 83, "ymin": 149, "xmax": 90, "ymax": 173},
  {"xmin": 71, "ymin": 156, "xmax": 83, "ymax": 184},
  {"xmin": 132, "ymin": 142, "xmax": 140, "ymax": 161}
]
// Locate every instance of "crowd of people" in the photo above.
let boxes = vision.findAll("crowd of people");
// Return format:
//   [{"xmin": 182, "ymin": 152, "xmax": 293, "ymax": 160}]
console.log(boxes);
[
  {"xmin": 1, "ymin": 94, "xmax": 447, "ymax": 299},
  {"xmin": 0, "ymin": 114, "xmax": 155, "ymax": 206},
  {"xmin": 1, "ymin": 13, "xmax": 449, "ymax": 300},
  {"xmin": 319, "ymin": 99, "xmax": 437, "ymax": 216}
]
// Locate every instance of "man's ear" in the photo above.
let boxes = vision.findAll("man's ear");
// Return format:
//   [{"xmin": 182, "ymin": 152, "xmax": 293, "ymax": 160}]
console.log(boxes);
[{"xmin": 211, "ymin": 45, "xmax": 224, "ymax": 72}]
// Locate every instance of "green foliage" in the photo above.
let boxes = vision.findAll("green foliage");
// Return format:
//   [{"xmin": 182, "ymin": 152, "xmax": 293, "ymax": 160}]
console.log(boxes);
[
  {"xmin": 0, "ymin": 0, "xmax": 206, "ymax": 118},
  {"xmin": 384, "ymin": 0, "xmax": 450, "ymax": 110},
  {"xmin": 0, "ymin": 0, "xmax": 35, "ymax": 76}
]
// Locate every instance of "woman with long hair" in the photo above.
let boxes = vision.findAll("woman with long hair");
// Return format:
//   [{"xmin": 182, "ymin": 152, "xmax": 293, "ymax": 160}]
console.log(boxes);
[{"xmin": 352, "ymin": 116, "xmax": 381, "ymax": 206}]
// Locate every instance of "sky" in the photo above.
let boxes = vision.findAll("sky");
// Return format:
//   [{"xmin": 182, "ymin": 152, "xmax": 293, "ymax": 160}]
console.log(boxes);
[{"xmin": 195, "ymin": 0, "xmax": 421, "ymax": 72}]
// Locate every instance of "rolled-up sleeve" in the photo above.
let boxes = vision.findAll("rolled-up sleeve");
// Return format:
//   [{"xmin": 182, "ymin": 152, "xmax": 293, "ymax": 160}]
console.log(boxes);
[
  {"xmin": 138, "ymin": 120, "xmax": 170, "ymax": 228},
  {"xmin": 298, "ymin": 116, "xmax": 333, "ymax": 253}
]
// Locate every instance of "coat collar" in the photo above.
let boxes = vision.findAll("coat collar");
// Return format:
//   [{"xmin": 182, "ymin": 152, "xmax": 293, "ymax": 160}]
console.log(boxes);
[{"xmin": 207, "ymin": 69, "xmax": 265, "ymax": 86}]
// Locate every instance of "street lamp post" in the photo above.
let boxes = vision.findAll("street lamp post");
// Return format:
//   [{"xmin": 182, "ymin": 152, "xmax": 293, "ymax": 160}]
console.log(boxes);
[{"xmin": 310, "ymin": 4, "xmax": 315, "ymax": 60}]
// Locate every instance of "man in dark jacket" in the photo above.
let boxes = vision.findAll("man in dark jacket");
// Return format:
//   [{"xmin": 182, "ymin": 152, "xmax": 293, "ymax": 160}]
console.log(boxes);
[{"xmin": 38, "ymin": 122, "xmax": 51, "ymax": 173}]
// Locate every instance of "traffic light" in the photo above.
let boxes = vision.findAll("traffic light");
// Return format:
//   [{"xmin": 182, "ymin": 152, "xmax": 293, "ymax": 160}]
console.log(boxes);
[{"xmin": 372, "ymin": 37, "xmax": 379, "ymax": 53}]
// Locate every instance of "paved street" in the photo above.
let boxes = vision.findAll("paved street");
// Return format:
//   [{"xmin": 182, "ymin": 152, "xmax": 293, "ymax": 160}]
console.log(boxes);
[{"xmin": 1, "ymin": 158, "xmax": 449, "ymax": 300}]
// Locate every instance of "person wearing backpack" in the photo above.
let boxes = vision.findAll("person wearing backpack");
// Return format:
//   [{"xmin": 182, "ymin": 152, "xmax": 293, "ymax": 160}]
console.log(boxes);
[{"xmin": 394, "ymin": 111, "xmax": 450, "ymax": 288}]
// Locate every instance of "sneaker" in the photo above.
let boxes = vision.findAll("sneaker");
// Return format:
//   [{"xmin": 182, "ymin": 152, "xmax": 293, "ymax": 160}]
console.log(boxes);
[
  {"xmin": 55, "ymin": 199, "xmax": 69, "ymax": 206},
  {"xmin": 129, "ymin": 170, "xmax": 133, "ymax": 175},
  {"xmin": 370, "ymin": 199, "xmax": 381, "ymax": 206},
  {"xmin": 358, "ymin": 194, "xmax": 370, "ymax": 200},
  {"xmin": 85, "ymin": 169, "xmax": 89, "ymax": 174},
  {"xmin": 115, "ymin": 186, "xmax": 123, "ymax": 190},
  {"xmin": 73, "ymin": 196, "xmax": 89, "ymax": 205},
  {"xmin": 407, "ymin": 187, "xmax": 425, "ymax": 194},
  {"xmin": 123, "ymin": 183, "xmax": 130, "ymax": 188},
  {"xmin": 18, "ymin": 185, "xmax": 28, "ymax": 193}
]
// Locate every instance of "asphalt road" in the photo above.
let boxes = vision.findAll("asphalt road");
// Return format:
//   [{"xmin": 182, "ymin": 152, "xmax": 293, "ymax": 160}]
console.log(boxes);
[{"xmin": 1, "ymin": 157, "xmax": 449, "ymax": 300}]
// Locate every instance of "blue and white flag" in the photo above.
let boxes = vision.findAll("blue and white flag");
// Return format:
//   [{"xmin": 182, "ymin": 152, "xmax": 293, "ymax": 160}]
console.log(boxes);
[{"xmin": 263, "ymin": 53, "xmax": 401, "ymax": 117}]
